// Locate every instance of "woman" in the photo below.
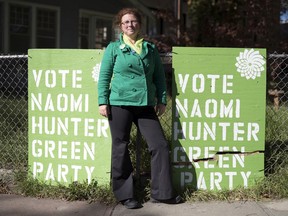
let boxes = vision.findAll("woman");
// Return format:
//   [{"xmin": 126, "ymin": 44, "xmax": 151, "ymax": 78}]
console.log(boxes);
[{"xmin": 98, "ymin": 8, "xmax": 181, "ymax": 209}]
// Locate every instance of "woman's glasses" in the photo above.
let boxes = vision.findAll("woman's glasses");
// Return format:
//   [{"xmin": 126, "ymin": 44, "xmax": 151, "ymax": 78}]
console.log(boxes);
[{"xmin": 121, "ymin": 20, "xmax": 138, "ymax": 26}]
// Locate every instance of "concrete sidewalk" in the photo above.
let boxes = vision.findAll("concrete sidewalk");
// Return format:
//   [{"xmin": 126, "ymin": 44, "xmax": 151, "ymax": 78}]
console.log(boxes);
[{"xmin": 1, "ymin": 194, "xmax": 288, "ymax": 216}]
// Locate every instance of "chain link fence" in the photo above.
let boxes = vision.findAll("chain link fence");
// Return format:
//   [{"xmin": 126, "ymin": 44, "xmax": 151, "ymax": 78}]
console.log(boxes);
[
  {"xmin": 265, "ymin": 52, "xmax": 288, "ymax": 174},
  {"xmin": 0, "ymin": 55, "xmax": 28, "ymax": 172},
  {"xmin": 0, "ymin": 52, "xmax": 288, "ymax": 177}
]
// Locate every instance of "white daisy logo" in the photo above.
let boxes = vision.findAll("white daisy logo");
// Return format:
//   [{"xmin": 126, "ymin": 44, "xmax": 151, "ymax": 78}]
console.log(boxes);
[
  {"xmin": 235, "ymin": 49, "xmax": 265, "ymax": 80},
  {"xmin": 92, "ymin": 63, "xmax": 101, "ymax": 82}
]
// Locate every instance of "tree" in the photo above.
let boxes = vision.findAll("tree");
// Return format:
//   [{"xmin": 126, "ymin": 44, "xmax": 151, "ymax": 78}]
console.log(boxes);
[
  {"xmin": 186, "ymin": 0, "xmax": 283, "ymax": 51},
  {"xmin": 147, "ymin": 0, "xmax": 287, "ymax": 52},
  {"xmin": 281, "ymin": 0, "xmax": 288, "ymax": 11}
]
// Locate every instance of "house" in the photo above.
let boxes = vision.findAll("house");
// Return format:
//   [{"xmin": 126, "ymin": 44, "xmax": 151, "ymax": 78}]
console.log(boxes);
[{"xmin": 0, "ymin": 0, "xmax": 188, "ymax": 54}]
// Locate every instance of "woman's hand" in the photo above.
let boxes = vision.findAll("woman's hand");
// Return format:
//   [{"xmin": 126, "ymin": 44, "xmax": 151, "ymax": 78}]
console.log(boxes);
[
  {"xmin": 155, "ymin": 104, "xmax": 166, "ymax": 116},
  {"xmin": 99, "ymin": 105, "xmax": 110, "ymax": 118}
]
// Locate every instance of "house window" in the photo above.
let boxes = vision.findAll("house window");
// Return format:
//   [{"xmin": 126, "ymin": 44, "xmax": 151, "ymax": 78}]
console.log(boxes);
[
  {"xmin": 36, "ymin": 9, "xmax": 57, "ymax": 48},
  {"xmin": 95, "ymin": 19, "xmax": 112, "ymax": 48},
  {"xmin": 9, "ymin": 4, "xmax": 31, "ymax": 53},
  {"xmin": 79, "ymin": 11, "xmax": 114, "ymax": 49},
  {"xmin": 3, "ymin": 2, "xmax": 59, "ymax": 53},
  {"xmin": 79, "ymin": 17, "xmax": 90, "ymax": 48},
  {"xmin": 0, "ymin": 2, "xmax": 3, "ymax": 52}
]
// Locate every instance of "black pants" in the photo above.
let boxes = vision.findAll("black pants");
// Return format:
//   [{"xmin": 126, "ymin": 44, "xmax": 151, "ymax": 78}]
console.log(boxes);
[{"xmin": 108, "ymin": 105, "xmax": 174, "ymax": 202}]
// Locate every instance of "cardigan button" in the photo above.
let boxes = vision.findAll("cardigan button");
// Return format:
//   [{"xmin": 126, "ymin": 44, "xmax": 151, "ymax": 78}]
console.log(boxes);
[
  {"xmin": 132, "ymin": 88, "xmax": 137, "ymax": 92},
  {"xmin": 128, "ymin": 64, "xmax": 132, "ymax": 67}
]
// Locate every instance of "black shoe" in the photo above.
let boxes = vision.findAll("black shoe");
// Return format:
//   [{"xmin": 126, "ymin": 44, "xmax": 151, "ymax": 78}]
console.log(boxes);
[
  {"xmin": 150, "ymin": 195, "xmax": 183, "ymax": 204},
  {"xmin": 121, "ymin": 199, "xmax": 142, "ymax": 209}
]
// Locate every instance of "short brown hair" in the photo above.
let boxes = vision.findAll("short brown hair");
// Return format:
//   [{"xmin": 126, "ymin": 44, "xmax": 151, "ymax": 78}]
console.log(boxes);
[{"xmin": 114, "ymin": 8, "xmax": 142, "ymax": 27}]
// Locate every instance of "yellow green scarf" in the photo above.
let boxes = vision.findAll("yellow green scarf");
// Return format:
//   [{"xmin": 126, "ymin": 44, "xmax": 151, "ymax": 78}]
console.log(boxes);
[{"xmin": 123, "ymin": 34, "xmax": 143, "ymax": 55}]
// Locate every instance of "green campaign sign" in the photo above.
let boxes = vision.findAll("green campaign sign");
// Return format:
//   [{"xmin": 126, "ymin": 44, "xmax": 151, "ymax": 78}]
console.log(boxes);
[
  {"xmin": 172, "ymin": 47, "xmax": 266, "ymax": 191},
  {"xmin": 28, "ymin": 49, "xmax": 111, "ymax": 185}
]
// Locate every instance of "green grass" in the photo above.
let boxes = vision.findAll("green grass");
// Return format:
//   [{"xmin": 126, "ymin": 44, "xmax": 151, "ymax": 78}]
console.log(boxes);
[
  {"xmin": 9, "ymin": 161, "xmax": 288, "ymax": 203},
  {"xmin": 184, "ymin": 163, "xmax": 288, "ymax": 202},
  {"xmin": 266, "ymin": 105, "xmax": 288, "ymax": 141},
  {"xmin": 1, "ymin": 98, "xmax": 288, "ymax": 203},
  {"xmin": 13, "ymin": 169, "xmax": 116, "ymax": 204},
  {"xmin": 0, "ymin": 97, "xmax": 28, "ymax": 169},
  {"xmin": 265, "ymin": 105, "xmax": 288, "ymax": 174}
]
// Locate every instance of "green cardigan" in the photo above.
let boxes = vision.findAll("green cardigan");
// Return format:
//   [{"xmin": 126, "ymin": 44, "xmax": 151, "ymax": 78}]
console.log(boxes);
[{"xmin": 98, "ymin": 35, "xmax": 167, "ymax": 106}]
